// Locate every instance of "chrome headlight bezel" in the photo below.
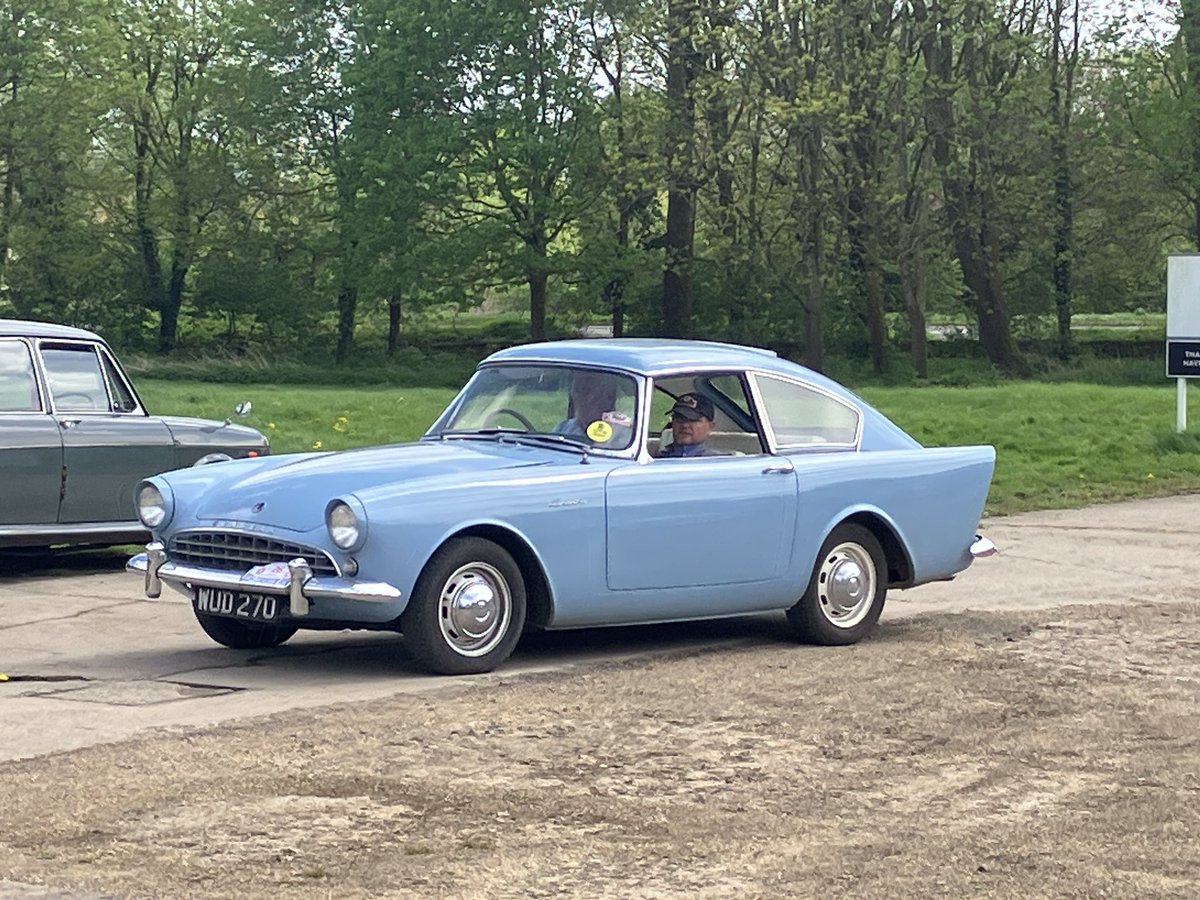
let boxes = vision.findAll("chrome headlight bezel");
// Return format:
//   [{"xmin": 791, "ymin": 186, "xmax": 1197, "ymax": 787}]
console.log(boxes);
[
  {"xmin": 325, "ymin": 497, "xmax": 367, "ymax": 552},
  {"xmin": 135, "ymin": 480, "xmax": 173, "ymax": 531}
]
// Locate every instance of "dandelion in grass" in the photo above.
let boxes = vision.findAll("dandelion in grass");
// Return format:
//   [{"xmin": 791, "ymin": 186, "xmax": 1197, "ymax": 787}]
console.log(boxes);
[
  {"xmin": 267, "ymin": 422, "xmax": 276, "ymax": 430},
  {"xmin": 333, "ymin": 416, "xmax": 348, "ymax": 433},
  {"xmin": 313, "ymin": 440, "xmax": 322, "ymax": 449}
]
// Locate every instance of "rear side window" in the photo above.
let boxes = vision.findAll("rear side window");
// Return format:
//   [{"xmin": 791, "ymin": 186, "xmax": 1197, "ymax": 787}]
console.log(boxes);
[
  {"xmin": 0, "ymin": 341, "xmax": 40, "ymax": 412},
  {"xmin": 754, "ymin": 374, "xmax": 860, "ymax": 449}
]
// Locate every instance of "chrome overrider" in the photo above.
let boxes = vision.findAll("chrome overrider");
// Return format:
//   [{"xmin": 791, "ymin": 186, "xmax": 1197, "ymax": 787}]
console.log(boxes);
[{"xmin": 127, "ymin": 542, "xmax": 402, "ymax": 617}]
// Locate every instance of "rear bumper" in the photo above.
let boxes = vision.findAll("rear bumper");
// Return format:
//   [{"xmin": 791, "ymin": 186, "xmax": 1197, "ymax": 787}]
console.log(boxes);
[{"xmin": 127, "ymin": 544, "xmax": 402, "ymax": 617}]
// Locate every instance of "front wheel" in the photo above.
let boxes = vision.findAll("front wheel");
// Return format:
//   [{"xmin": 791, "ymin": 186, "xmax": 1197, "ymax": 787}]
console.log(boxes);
[
  {"xmin": 402, "ymin": 537, "xmax": 527, "ymax": 675},
  {"xmin": 786, "ymin": 524, "xmax": 887, "ymax": 645},
  {"xmin": 193, "ymin": 609, "xmax": 298, "ymax": 649}
]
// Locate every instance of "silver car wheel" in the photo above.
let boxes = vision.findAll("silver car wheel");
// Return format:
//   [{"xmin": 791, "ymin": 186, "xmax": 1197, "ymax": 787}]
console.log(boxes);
[
  {"xmin": 815, "ymin": 541, "xmax": 876, "ymax": 629},
  {"xmin": 438, "ymin": 562, "xmax": 512, "ymax": 657}
]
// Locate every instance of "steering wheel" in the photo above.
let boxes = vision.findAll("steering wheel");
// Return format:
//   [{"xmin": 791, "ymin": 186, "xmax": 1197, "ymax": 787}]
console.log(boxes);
[
  {"xmin": 484, "ymin": 407, "xmax": 536, "ymax": 432},
  {"xmin": 54, "ymin": 392, "xmax": 98, "ymax": 410}
]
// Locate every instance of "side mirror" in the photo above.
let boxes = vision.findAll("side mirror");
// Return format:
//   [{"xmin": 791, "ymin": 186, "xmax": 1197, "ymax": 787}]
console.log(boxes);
[{"xmin": 223, "ymin": 401, "xmax": 253, "ymax": 426}]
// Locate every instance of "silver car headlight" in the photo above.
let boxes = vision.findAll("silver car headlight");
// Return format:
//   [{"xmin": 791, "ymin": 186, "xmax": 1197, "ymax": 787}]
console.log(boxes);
[
  {"xmin": 135, "ymin": 481, "xmax": 171, "ymax": 529},
  {"xmin": 326, "ymin": 498, "xmax": 366, "ymax": 551}
]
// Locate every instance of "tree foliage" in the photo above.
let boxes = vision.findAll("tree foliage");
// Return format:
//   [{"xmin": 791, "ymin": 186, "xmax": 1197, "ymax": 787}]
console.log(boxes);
[{"xmin": 0, "ymin": 0, "xmax": 1191, "ymax": 370}]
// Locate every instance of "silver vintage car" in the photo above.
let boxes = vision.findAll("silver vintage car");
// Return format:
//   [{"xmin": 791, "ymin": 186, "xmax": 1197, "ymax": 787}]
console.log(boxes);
[{"xmin": 0, "ymin": 319, "xmax": 269, "ymax": 548}]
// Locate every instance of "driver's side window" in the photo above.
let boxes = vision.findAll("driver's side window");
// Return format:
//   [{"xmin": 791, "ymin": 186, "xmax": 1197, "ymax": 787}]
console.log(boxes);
[
  {"xmin": 40, "ymin": 343, "xmax": 110, "ymax": 412},
  {"xmin": 649, "ymin": 373, "xmax": 765, "ymax": 457}
]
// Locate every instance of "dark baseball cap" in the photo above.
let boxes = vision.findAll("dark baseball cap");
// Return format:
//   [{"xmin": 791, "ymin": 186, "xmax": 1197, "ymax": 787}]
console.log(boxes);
[{"xmin": 669, "ymin": 392, "xmax": 714, "ymax": 421}]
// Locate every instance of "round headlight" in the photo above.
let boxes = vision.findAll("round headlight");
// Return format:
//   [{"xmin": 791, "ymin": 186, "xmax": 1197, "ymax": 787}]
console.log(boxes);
[
  {"xmin": 326, "ymin": 500, "xmax": 361, "ymax": 550},
  {"xmin": 136, "ymin": 482, "xmax": 167, "ymax": 529}
]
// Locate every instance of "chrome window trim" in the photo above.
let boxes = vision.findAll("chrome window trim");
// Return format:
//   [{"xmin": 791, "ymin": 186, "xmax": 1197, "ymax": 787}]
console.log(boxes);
[
  {"xmin": 639, "ymin": 371, "xmax": 766, "ymax": 461},
  {"xmin": 34, "ymin": 338, "xmax": 148, "ymax": 417},
  {"xmin": 747, "ymin": 370, "xmax": 863, "ymax": 452},
  {"xmin": 428, "ymin": 361, "xmax": 645, "ymax": 460}
]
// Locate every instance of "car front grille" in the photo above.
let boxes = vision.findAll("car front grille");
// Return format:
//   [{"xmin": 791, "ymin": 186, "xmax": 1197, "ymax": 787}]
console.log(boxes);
[{"xmin": 168, "ymin": 531, "xmax": 339, "ymax": 577}]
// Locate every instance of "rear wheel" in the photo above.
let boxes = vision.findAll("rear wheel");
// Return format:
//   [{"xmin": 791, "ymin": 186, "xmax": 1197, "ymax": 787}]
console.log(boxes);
[
  {"xmin": 786, "ymin": 524, "xmax": 886, "ymax": 645},
  {"xmin": 402, "ymin": 537, "xmax": 526, "ymax": 675},
  {"xmin": 193, "ymin": 609, "xmax": 297, "ymax": 649}
]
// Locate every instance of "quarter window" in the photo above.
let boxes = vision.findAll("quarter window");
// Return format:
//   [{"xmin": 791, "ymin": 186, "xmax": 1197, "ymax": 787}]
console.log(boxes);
[
  {"xmin": 0, "ymin": 341, "xmax": 40, "ymax": 412},
  {"xmin": 754, "ymin": 374, "xmax": 860, "ymax": 448}
]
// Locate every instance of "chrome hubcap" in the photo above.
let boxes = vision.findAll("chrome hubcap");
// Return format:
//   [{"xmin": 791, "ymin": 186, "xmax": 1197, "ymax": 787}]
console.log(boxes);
[
  {"xmin": 816, "ymin": 541, "xmax": 876, "ymax": 628},
  {"xmin": 438, "ymin": 562, "xmax": 511, "ymax": 657}
]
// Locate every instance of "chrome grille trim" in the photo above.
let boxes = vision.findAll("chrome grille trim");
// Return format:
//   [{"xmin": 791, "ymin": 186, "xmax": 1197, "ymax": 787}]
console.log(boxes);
[{"xmin": 168, "ymin": 530, "xmax": 339, "ymax": 577}]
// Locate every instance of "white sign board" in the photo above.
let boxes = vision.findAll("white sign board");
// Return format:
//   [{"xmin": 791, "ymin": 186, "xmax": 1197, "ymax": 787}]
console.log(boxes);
[
  {"xmin": 1167, "ymin": 254, "xmax": 1200, "ymax": 429},
  {"xmin": 1167, "ymin": 254, "xmax": 1200, "ymax": 340}
]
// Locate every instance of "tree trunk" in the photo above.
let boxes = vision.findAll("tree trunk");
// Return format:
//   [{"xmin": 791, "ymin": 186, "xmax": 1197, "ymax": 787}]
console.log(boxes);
[
  {"xmin": 847, "ymin": 177, "xmax": 888, "ymax": 374},
  {"xmin": 605, "ymin": 207, "xmax": 629, "ymax": 339},
  {"xmin": 387, "ymin": 292, "xmax": 402, "ymax": 355},
  {"xmin": 1184, "ymin": 0, "xmax": 1200, "ymax": 248},
  {"xmin": 915, "ymin": 0, "xmax": 1019, "ymax": 372},
  {"xmin": 336, "ymin": 283, "xmax": 357, "ymax": 362},
  {"xmin": 1049, "ymin": 0, "xmax": 1077, "ymax": 360},
  {"xmin": 528, "ymin": 266, "xmax": 547, "ymax": 342},
  {"xmin": 134, "ymin": 122, "xmax": 167, "ymax": 351},
  {"xmin": 794, "ymin": 123, "xmax": 826, "ymax": 372},
  {"xmin": 158, "ymin": 259, "xmax": 188, "ymax": 354},
  {"xmin": 901, "ymin": 253, "xmax": 928, "ymax": 379},
  {"xmin": 661, "ymin": 0, "xmax": 701, "ymax": 338}
]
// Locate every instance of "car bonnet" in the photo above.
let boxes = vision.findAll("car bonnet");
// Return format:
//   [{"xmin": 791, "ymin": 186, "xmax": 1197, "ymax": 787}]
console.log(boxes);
[{"xmin": 181, "ymin": 440, "xmax": 554, "ymax": 531}]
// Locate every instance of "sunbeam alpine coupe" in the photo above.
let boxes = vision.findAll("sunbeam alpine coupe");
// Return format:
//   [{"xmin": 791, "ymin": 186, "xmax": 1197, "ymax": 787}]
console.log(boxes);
[{"xmin": 129, "ymin": 339, "xmax": 995, "ymax": 675}]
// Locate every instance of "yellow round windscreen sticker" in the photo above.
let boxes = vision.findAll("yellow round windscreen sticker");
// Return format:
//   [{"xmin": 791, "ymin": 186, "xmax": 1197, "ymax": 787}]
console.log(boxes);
[{"xmin": 586, "ymin": 420, "xmax": 613, "ymax": 443}]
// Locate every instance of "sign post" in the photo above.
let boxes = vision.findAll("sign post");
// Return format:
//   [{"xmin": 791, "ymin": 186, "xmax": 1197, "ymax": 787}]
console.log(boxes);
[{"xmin": 1166, "ymin": 254, "xmax": 1200, "ymax": 431}]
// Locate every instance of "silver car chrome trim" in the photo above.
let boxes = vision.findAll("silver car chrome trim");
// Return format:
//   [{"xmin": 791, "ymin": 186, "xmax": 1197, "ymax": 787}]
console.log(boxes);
[
  {"xmin": 168, "ymin": 528, "xmax": 340, "ymax": 577},
  {"xmin": 970, "ymin": 534, "xmax": 997, "ymax": 558},
  {"xmin": 0, "ymin": 521, "xmax": 148, "ymax": 540},
  {"xmin": 145, "ymin": 542, "xmax": 165, "ymax": 598},
  {"xmin": 288, "ymin": 557, "xmax": 312, "ymax": 616},
  {"xmin": 127, "ymin": 552, "xmax": 402, "ymax": 610}
]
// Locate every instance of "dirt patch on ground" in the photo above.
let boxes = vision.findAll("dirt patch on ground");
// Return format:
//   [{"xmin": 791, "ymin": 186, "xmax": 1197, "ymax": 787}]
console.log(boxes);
[{"xmin": 2, "ymin": 601, "xmax": 1199, "ymax": 899}]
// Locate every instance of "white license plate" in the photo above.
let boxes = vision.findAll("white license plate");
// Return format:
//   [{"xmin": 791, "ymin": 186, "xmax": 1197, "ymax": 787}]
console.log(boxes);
[{"xmin": 194, "ymin": 587, "xmax": 282, "ymax": 623}]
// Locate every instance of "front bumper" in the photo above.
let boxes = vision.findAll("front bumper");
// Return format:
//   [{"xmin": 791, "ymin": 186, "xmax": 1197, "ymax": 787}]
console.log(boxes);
[{"xmin": 127, "ymin": 543, "xmax": 402, "ymax": 617}]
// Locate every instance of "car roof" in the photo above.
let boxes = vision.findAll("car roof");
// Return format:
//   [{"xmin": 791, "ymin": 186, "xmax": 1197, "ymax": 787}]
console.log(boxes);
[
  {"xmin": 484, "ymin": 339, "xmax": 785, "ymax": 375},
  {"xmin": 0, "ymin": 318, "xmax": 104, "ymax": 341},
  {"xmin": 483, "ymin": 338, "xmax": 849, "ymax": 390}
]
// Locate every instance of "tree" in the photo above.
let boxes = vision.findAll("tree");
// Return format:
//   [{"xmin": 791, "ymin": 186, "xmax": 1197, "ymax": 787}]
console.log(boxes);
[
  {"xmin": 913, "ymin": 0, "xmax": 1024, "ymax": 372},
  {"xmin": 1047, "ymin": 0, "xmax": 1082, "ymax": 359},
  {"xmin": 93, "ymin": 0, "xmax": 291, "ymax": 352}
]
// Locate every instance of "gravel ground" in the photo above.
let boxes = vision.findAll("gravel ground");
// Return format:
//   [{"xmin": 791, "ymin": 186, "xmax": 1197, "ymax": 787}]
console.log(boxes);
[{"xmin": 2, "ymin": 601, "xmax": 1199, "ymax": 899}]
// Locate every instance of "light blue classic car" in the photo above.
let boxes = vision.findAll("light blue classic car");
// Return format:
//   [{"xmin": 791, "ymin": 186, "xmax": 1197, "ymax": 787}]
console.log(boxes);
[{"xmin": 129, "ymin": 340, "xmax": 996, "ymax": 675}]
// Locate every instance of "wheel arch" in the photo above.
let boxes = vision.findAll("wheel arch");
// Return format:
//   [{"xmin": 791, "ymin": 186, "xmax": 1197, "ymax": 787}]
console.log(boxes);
[
  {"xmin": 442, "ymin": 523, "xmax": 554, "ymax": 629},
  {"xmin": 840, "ymin": 510, "xmax": 913, "ymax": 588}
]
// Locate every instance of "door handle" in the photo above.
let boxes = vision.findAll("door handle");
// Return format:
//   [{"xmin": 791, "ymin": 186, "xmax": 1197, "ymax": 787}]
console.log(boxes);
[
  {"xmin": 761, "ymin": 465, "xmax": 792, "ymax": 475},
  {"xmin": 59, "ymin": 419, "xmax": 81, "ymax": 430}
]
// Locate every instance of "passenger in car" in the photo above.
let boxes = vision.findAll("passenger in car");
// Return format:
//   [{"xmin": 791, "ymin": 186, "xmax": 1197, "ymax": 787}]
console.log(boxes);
[
  {"xmin": 656, "ymin": 392, "xmax": 726, "ymax": 457},
  {"xmin": 554, "ymin": 371, "xmax": 631, "ymax": 446}
]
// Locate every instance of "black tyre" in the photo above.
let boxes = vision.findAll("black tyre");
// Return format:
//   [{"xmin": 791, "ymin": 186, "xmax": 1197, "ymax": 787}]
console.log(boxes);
[
  {"xmin": 402, "ymin": 537, "xmax": 527, "ymax": 675},
  {"xmin": 193, "ymin": 609, "xmax": 298, "ymax": 649},
  {"xmin": 786, "ymin": 523, "xmax": 887, "ymax": 645}
]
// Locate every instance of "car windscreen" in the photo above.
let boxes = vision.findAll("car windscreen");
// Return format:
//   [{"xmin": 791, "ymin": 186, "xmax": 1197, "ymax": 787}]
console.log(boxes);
[{"xmin": 436, "ymin": 365, "xmax": 638, "ymax": 451}]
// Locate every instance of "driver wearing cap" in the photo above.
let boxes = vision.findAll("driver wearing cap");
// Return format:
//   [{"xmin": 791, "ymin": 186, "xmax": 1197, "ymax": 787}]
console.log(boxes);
[{"xmin": 656, "ymin": 392, "xmax": 724, "ymax": 457}]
